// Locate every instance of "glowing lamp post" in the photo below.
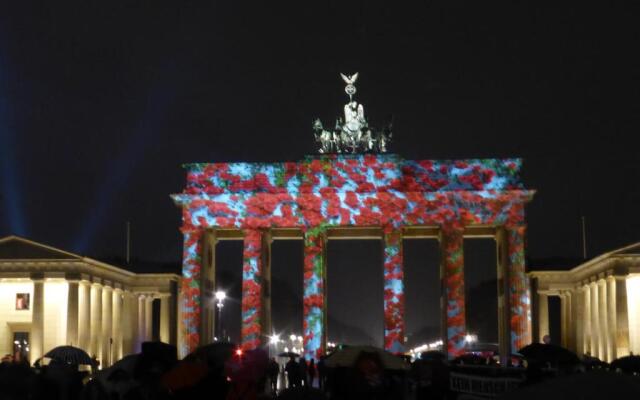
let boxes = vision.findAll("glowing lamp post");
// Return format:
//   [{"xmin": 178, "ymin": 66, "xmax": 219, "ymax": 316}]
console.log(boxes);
[{"xmin": 215, "ymin": 290, "xmax": 226, "ymax": 340}]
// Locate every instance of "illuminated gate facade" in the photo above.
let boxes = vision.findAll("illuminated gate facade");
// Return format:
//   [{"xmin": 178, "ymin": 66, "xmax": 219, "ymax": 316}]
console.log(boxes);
[{"xmin": 172, "ymin": 154, "xmax": 534, "ymax": 361}]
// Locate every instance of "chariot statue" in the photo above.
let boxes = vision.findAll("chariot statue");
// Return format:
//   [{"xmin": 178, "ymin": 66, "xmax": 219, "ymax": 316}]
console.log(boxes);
[{"xmin": 313, "ymin": 72, "xmax": 393, "ymax": 154}]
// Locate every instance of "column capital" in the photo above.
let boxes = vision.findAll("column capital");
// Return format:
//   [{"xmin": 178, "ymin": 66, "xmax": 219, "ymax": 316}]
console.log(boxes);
[{"xmin": 30, "ymin": 272, "xmax": 45, "ymax": 282}]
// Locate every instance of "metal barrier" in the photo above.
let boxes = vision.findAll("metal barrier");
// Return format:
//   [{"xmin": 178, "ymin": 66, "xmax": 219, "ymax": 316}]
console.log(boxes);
[{"xmin": 450, "ymin": 371, "xmax": 524, "ymax": 398}]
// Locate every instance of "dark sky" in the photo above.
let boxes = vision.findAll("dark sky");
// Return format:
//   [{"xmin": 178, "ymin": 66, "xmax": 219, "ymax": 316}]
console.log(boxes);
[{"xmin": 1, "ymin": 2, "xmax": 639, "ymax": 345}]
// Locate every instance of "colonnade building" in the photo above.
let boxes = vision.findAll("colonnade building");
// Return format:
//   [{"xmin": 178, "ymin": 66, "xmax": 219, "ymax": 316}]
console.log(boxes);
[
  {"xmin": 0, "ymin": 236, "xmax": 180, "ymax": 367},
  {"xmin": 530, "ymin": 242, "xmax": 640, "ymax": 362}
]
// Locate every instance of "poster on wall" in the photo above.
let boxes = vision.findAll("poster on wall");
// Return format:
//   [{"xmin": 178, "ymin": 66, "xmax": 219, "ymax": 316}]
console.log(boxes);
[{"xmin": 15, "ymin": 293, "xmax": 30, "ymax": 310}]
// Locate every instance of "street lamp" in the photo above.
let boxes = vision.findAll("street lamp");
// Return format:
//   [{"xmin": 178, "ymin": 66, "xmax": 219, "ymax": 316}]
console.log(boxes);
[
  {"xmin": 215, "ymin": 290, "xmax": 226, "ymax": 340},
  {"xmin": 464, "ymin": 334, "xmax": 477, "ymax": 345}
]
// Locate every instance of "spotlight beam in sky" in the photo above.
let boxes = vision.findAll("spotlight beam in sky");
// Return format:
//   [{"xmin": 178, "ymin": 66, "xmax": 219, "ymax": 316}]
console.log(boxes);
[
  {"xmin": 72, "ymin": 72, "xmax": 179, "ymax": 254},
  {"xmin": 0, "ymin": 50, "xmax": 27, "ymax": 236}
]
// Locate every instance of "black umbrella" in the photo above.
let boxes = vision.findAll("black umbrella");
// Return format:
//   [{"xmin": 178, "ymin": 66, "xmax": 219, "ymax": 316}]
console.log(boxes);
[
  {"xmin": 518, "ymin": 343, "xmax": 579, "ymax": 366},
  {"xmin": 610, "ymin": 355, "xmax": 640, "ymax": 373},
  {"xmin": 44, "ymin": 345, "xmax": 93, "ymax": 366},
  {"xmin": 278, "ymin": 352, "xmax": 301, "ymax": 358},
  {"xmin": 191, "ymin": 341, "xmax": 236, "ymax": 370}
]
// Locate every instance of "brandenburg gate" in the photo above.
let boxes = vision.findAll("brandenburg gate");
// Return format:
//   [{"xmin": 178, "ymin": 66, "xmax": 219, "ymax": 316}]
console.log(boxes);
[{"xmin": 171, "ymin": 74, "xmax": 535, "ymax": 362}]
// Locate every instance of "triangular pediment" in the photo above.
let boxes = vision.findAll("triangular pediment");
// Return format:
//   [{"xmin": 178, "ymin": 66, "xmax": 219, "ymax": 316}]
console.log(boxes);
[{"xmin": 0, "ymin": 236, "xmax": 82, "ymax": 260}]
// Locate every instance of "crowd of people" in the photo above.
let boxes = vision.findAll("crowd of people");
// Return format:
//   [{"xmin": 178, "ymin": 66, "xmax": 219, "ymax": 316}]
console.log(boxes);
[{"xmin": 1, "ymin": 339, "xmax": 639, "ymax": 400}]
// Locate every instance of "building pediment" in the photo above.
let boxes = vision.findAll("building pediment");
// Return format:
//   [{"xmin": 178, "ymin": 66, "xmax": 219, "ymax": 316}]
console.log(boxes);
[{"xmin": 0, "ymin": 236, "xmax": 82, "ymax": 260}]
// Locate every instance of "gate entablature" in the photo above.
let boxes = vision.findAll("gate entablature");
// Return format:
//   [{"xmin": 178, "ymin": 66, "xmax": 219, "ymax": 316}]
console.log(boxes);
[{"xmin": 172, "ymin": 154, "xmax": 534, "ymax": 362}]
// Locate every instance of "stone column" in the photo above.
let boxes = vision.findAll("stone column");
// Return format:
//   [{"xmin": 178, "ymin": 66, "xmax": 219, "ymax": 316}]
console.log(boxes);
[
  {"xmin": 200, "ymin": 231, "xmax": 217, "ymax": 346},
  {"xmin": 30, "ymin": 277, "xmax": 45, "ymax": 364},
  {"xmin": 261, "ymin": 231, "xmax": 273, "ymax": 344},
  {"xmin": 78, "ymin": 281, "xmax": 91, "ymax": 352},
  {"xmin": 90, "ymin": 283, "xmax": 103, "ymax": 360},
  {"xmin": 137, "ymin": 295, "xmax": 146, "ymax": 351},
  {"xmin": 241, "ymin": 229, "xmax": 264, "ymax": 350},
  {"xmin": 597, "ymin": 279, "xmax": 608, "ymax": 361},
  {"xmin": 538, "ymin": 293, "xmax": 549, "ymax": 343},
  {"xmin": 102, "ymin": 285, "xmax": 113, "ymax": 367},
  {"xmin": 145, "ymin": 296, "xmax": 153, "ymax": 341},
  {"xmin": 505, "ymin": 225, "xmax": 530, "ymax": 352},
  {"xmin": 614, "ymin": 276, "xmax": 630, "ymax": 357},
  {"xmin": 440, "ymin": 224, "xmax": 465, "ymax": 359},
  {"xmin": 583, "ymin": 285, "xmax": 592, "ymax": 355},
  {"xmin": 606, "ymin": 277, "xmax": 617, "ymax": 360},
  {"xmin": 179, "ymin": 229, "xmax": 204, "ymax": 356},
  {"xmin": 121, "ymin": 292, "xmax": 136, "ymax": 356},
  {"xmin": 303, "ymin": 228, "xmax": 327, "ymax": 361},
  {"xmin": 112, "ymin": 288, "xmax": 123, "ymax": 361},
  {"xmin": 66, "ymin": 280, "xmax": 79, "ymax": 347},
  {"xmin": 383, "ymin": 228, "xmax": 405, "ymax": 353},
  {"xmin": 560, "ymin": 293, "xmax": 568, "ymax": 347},
  {"xmin": 170, "ymin": 281, "xmax": 178, "ymax": 346},
  {"xmin": 160, "ymin": 295, "xmax": 170, "ymax": 343},
  {"xmin": 589, "ymin": 281, "xmax": 599, "ymax": 358},
  {"xmin": 574, "ymin": 287, "xmax": 585, "ymax": 356}
]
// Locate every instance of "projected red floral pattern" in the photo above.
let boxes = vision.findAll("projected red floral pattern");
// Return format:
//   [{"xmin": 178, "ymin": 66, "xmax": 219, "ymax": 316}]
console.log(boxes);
[{"xmin": 173, "ymin": 154, "xmax": 533, "ymax": 358}]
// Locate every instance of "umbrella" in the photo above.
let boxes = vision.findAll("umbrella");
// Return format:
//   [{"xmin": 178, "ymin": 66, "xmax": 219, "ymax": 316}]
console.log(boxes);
[
  {"xmin": 324, "ymin": 345, "xmax": 409, "ymax": 370},
  {"xmin": 44, "ymin": 345, "xmax": 93, "ymax": 366},
  {"xmin": 278, "ymin": 352, "xmax": 301, "ymax": 358},
  {"xmin": 610, "ymin": 355, "xmax": 640, "ymax": 374},
  {"xmin": 518, "ymin": 343, "xmax": 579, "ymax": 366},
  {"xmin": 191, "ymin": 342, "xmax": 236, "ymax": 370}
]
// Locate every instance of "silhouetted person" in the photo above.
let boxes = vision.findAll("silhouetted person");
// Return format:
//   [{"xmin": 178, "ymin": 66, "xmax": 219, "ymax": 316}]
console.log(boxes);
[
  {"xmin": 317, "ymin": 357, "xmax": 327, "ymax": 390},
  {"xmin": 285, "ymin": 357, "xmax": 300, "ymax": 388},
  {"xmin": 307, "ymin": 359, "xmax": 316, "ymax": 388},
  {"xmin": 542, "ymin": 334, "xmax": 551, "ymax": 344},
  {"xmin": 299, "ymin": 358, "xmax": 308, "ymax": 387},
  {"xmin": 267, "ymin": 357, "xmax": 280, "ymax": 393}
]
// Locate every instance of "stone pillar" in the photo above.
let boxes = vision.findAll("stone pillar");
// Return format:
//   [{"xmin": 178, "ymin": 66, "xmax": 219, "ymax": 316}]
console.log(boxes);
[
  {"xmin": 160, "ymin": 295, "xmax": 170, "ymax": 343},
  {"xmin": 606, "ymin": 277, "xmax": 617, "ymax": 360},
  {"xmin": 112, "ymin": 288, "xmax": 123, "ymax": 361},
  {"xmin": 505, "ymin": 225, "xmax": 530, "ymax": 352},
  {"xmin": 614, "ymin": 276, "xmax": 630, "ymax": 357},
  {"xmin": 179, "ymin": 229, "xmax": 204, "ymax": 356},
  {"xmin": 145, "ymin": 296, "xmax": 153, "ymax": 341},
  {"xmin": 303, "ymin": 228, "xmax": 327, "ymax": 361},
  {"xmin": 169, "ymin": 281, "xmax": 178, "ymax": 346},
  {"xmin": 583, "ymin": 285, "xmax": 592, "ymax": 355},
  {"xmin": 597, "ymin": 279, "xmax": 608, "ymax": 361},
  {"xmin": 66, "ymin": 280, "xmax": 79, "ymax": 347},
  {"xmin": 78, "ymin": 281, "xmax": 91, "ymax": 353},
  {"xmin": 574, "ymin": 287, "xmax": 585, "ymax": 356},
  {"xmin": 261, "ymin": 231, "xmax": 273, "ymax": 344},
  {"xmin": 538, "ymin": 293, "xmax": 549, "ymax": 343},
  {"xmin": 560, "ymin": 292, "xmax": 571, "ymax": 348},
  {"xmin": 137, "ymin": 295, "xmax": 146, "ymax": 351},
  {"xmin": 121, "ymin": 292, "xmax": 137, "ymax": 356},
  {"xmin": 589, "ymin": 281, "xmax": 599, "ymax": 358},
  {"xmin": 241, "ymin": 229, "xmax": 265, "ymax": 350},
  {"xmin": 383, "ymin": 228, "xmax": 405, "ymax": 353},
  {"xmin": 200, "ymin": 231, "xmax": 217, "ymax": 345},
  {"xmin": 440, "ymin": 224, "xmax": 465, "ymax": 359},
  {"xmin": 101, "ymin": 285, "xmax": 113, "ymax": 367},
  {"xmin": 30, "ymin": 277, "xmax": 45, "ymax": 364},
  {"xmin": 90, "ymin": 283, "xmax": 103, "ymax": 360}
]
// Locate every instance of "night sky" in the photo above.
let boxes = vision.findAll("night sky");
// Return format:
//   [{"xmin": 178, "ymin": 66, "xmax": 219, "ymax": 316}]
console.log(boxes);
[{"xmin": 1, "ymin": 2, "xmax": 638, "ymax": 346}]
